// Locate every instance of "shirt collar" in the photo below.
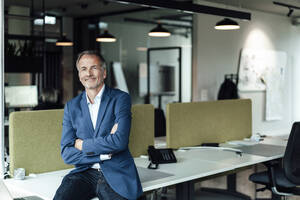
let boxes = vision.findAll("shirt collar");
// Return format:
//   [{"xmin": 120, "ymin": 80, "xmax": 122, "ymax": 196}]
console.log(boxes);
[{"xmin": 86, "ymin": 84, "xmax": 105, "ymax": 105}]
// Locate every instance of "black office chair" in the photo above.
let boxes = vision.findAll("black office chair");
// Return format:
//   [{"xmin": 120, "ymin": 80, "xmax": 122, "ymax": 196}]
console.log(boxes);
[{"xmin": 249, "ymin": 122, "xmax": 300, "ymax": 199}]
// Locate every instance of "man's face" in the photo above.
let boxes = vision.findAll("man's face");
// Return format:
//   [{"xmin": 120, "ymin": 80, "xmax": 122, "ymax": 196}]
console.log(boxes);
[{"xmin": 77, "ymin": 55, "xmax": 106, "ymax": 90}]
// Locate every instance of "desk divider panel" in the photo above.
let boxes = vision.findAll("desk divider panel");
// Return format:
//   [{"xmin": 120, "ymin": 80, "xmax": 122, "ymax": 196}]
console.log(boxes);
[
  {"xmin": 9, "ymin": 105, "xmax": 154, "ymax": 176},
  {"xmin": 166, "ymin": 99, "xmax": 252, "ymax": 149},
  {"xmin": 9, "ymin": 109, "xmax": 71, "ymax": 176},
  {"xmin": 129, "ymin": 104, "xmax": 155, "ymax": 157}
]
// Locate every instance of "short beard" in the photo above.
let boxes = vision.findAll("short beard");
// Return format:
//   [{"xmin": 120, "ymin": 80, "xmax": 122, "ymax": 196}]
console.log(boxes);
[{"xmin": 85, "ymin": 80, "xmax": 104, "ymax": 90}]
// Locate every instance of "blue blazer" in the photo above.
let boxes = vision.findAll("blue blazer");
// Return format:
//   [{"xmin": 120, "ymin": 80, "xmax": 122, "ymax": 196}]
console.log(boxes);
[{"xmin": 60, "ymin": 86, "xmax": 143, "ymax": 199}]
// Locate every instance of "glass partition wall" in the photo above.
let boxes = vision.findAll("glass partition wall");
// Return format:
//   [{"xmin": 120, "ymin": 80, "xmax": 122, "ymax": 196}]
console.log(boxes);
[
  {"xmin": 99, "ymin": 9, "xmax": 192, "ymax": 106},
  {"xmin": 2, "ymin": 1, "xmax": 193, "ymax": 176},
  {"xmin": 97, "ymin": 9, "xmax": 192, "ymax": 137}
]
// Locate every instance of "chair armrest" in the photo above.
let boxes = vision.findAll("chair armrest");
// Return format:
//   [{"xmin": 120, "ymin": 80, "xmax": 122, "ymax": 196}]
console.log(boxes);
[
  {"xmin": 267, "ymin": 162, "xmax": 278, "ymax": 188},
  {"xmin": 261, "ymin": 159, "xmax": 281, "ymax": 188},
  {"xmin": 263, "ymin": 159, "xmax": 281, "ymax": 168},
  {"xmin": 264, "ymin": 159, "xmax": 293, "ymax": 196}
]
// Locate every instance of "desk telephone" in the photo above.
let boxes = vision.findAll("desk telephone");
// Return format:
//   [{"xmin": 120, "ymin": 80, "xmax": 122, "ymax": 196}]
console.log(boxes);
[{"xmin": 147, "ymin": 145, "xmax": 177, "ymax": 169}]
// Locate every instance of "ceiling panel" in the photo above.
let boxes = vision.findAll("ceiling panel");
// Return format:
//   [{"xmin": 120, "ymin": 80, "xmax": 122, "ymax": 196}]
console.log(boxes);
[{"xmin": 5, "ymin": 0, "xmax": 300, "ymax": 18}]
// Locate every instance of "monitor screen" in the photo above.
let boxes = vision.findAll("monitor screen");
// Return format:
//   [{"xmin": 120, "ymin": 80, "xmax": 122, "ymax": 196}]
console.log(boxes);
[{"xmin": 5, "ymin": 85, "xmax": 38, "ymax": 108}]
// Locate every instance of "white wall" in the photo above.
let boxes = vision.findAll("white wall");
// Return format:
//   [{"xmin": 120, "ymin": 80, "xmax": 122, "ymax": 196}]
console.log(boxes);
[
  {"xmin": 193, "ymin": 5, "xmax": 300, "ymax": 136},
  {"xmin": 290, "ymin": 24, "xmax": 300, "ymax": 123}
]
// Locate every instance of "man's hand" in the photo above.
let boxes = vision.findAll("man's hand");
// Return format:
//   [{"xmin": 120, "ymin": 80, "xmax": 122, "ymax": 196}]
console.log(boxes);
[
  {"xmin": 110, "ymin": 123, "xmax": 118, "ymax": 134},
  {"xmin": 75, "ymin": 139, "xmax": 83, "ymax": 151}
]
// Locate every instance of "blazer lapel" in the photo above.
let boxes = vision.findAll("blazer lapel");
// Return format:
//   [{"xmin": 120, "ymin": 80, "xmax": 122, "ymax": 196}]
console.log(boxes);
[
  {"xmin": 94, "ymin": 87, "xmax": 111, "ymax": 136},
  {"xmin": 80, "ymin": 92, "xmax": 94, "ymax": 135}
]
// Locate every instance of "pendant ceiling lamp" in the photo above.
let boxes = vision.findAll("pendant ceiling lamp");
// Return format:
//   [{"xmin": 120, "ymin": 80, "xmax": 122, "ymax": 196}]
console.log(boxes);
[
  {"xmin": 56, "ymin": 34, "xmax": 73, "ymax": 46},
  {"xmin": 215, "ymin": 18, "xmax": 240, "ymax": 30},
  {"xmin": 96, "ymin": 30, "xmax": 117, "ymax": 42},
  {"xmin": 148, "ymin": 24, "xmax": 171, "ymax": 37},
  {"xmin": 56, "ymin": 18, "xmax": 73, "ymax": 46}
]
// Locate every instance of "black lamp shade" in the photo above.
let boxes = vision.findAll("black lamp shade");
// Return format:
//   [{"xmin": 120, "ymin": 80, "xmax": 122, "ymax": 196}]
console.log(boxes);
[
  {"xmin": 96, "ymin": 30, "xmax": 117, "ymax": 42},
  {"xmin": 56, "ymin": 36, "xmax": 73, "ymax": 46},
  {"xmin": 215, "ymin": 18, "xmax": 240, "ymax": 30},
  {"xmin": 148, "ymin": 24, "xmax": 171, "ymax": 37}
]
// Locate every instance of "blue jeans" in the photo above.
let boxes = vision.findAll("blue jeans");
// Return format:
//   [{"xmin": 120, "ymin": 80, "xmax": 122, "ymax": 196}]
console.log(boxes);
[{"xmin": 54, "ymin": 169, "xmax": 127, "ymax": 200}]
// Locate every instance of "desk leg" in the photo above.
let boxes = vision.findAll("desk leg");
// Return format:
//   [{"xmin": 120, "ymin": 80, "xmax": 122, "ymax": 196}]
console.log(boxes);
[
  {"xmin": 227, "ymin": 174, "xmax": 237, "ymax": 192},
  {"xmin": 200, "ymin": 173, "xmax": 251, "ymax": 200},
  {"xmin": 176, "ymin": 181, "xmax": 194, "ymax": 200}
]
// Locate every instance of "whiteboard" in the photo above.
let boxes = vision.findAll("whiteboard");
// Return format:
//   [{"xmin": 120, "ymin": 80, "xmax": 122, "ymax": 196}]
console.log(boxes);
[
  {"xmin": 238, "ymin": 48, "xmax": 286, "ymax": 92},
  {"xmin": 238, "ymin": 48, "xmax": 287, "ymax": 121}
]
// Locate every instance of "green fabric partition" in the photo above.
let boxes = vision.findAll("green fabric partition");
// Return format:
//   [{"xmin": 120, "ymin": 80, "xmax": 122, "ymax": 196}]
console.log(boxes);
[
  {"xmin": 166, "ymin": 99, "xmax": 252, "ymax": 149},
  {"xmin": 9, "ymin": 105, "xmax": 154, "ymax": 176},
  {"xmin": 9, "ymin": 109, "xmax": 72, "ymax": 176},
  {"xmin": 129, "ymin": 104, "xmax": 155, "ymax": 157}
]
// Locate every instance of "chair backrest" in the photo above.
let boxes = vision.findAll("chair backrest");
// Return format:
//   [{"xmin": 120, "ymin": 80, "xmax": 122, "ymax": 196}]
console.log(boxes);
[
  {"xmin": 283, "ymin": 122, "xmax": 300, "ymax": 184},
  {"xmin": 129, "ymin": 104, "xmax": 155, "ymax": 157}
]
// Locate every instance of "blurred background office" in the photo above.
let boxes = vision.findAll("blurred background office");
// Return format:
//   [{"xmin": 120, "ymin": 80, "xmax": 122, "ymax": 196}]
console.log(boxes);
[
  {"xmin": 3, "ymin": 1, "xmax": 300, "ymax": 198},
  {"xmin": 33, "ymin": 88, "xmax": 63, "ymax": 110},
  {"xmin": 3, "ymin": 0, "xmax": 300, "ymax": 152}
]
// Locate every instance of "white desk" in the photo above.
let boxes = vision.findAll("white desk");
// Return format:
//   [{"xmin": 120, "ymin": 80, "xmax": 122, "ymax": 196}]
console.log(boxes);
[
  {"xmin": 137, "ymin": 148, "xmax": 268, "ymax": 194},
  {"xmin": 4, "ymin": 138, "xmax": 287, "ymax": 200},
  {"xmin": 5, "ymin": 169, "xmax": 72, "ymax": 199},
  {"xmin": 260, "ymin": 135, "xmax": 288, "ymax": 146}
]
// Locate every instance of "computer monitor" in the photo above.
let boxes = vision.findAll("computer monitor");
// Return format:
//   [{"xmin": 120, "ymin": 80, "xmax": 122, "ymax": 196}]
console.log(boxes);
[{"xmin": 5, "ymin": 85, "xmax": 38, "ymax": 108}]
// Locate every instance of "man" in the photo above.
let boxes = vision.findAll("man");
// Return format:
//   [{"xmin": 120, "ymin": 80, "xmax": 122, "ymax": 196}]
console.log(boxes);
[{"xmin": 54, "ymin": 50, "xmax": 142, "ymax": 200}]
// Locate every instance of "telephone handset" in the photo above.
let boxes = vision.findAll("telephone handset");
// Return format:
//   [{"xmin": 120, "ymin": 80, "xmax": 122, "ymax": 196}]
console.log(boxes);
[{"xmin": 147, "ymin": 145, "xmax": 177, "ymax": 169}]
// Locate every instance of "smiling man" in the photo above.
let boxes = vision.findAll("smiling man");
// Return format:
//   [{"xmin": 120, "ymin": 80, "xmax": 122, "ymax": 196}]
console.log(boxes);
[{"xmin": 54, "ymin": 50, "xmax": 142, "ymax": 200}]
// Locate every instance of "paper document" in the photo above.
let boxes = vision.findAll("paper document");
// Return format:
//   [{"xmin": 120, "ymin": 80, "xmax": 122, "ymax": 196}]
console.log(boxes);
[{"xmin": 227, "ymin": 140, "xmax": 259, "ymax": 146}]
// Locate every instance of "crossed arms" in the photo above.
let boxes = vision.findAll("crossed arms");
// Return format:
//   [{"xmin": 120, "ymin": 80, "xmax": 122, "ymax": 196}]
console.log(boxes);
[
  {"xmin": 74, "ymin": 123, "xmax": 118, "ymax": 150},
  {"xmin": 60, "ymin": 93, "xmax": 131, "ymax": 165}
]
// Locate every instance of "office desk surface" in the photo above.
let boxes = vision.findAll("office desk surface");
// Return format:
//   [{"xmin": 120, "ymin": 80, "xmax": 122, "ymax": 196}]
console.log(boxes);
[
  {"xmin": 4, "ymin": 135, "xmax": 288, "ymax": 200},
  {"xmin": 5, "ymin": 145, "xmax": 279, "ymax": 200},
  {"xmin": 260, "ymin": 135, "xmax": 288, "ymax": 146},
  {"xmin": 136, "ymin": 148, "xmax": 270, "ymax": 192}
]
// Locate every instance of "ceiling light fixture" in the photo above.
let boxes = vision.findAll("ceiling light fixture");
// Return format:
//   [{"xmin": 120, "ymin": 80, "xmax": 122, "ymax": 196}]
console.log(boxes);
[
  {"xmin": 215, "ymin": 18, "xmax": 240, "ymax": 30},
  {"xmin": 96, "ymin": 30, "xmax": 117, "ymax": 42},
  {"xmin": 56, "ymin": 18, "xmax": 73, "ymax": 47},
  {"xmin": 287, "ymin": 8, "xmax": 294, "ymax": 17},
  {"xmin": 273, "ymin": 1, "xmax": 300, "ymax": 17},
  {"xmin": 148, "ymin": 24, "xmax": 171, "ymax": 37},
  {"xmin": 56, "ymin": 34, "xmax": 73, "ymax": 46}
]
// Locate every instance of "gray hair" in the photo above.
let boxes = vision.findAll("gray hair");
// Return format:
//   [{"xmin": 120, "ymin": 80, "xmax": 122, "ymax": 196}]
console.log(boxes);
[{"xmin": 76, "ymin": 50, "xmax": 106, "ymax": 70}]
